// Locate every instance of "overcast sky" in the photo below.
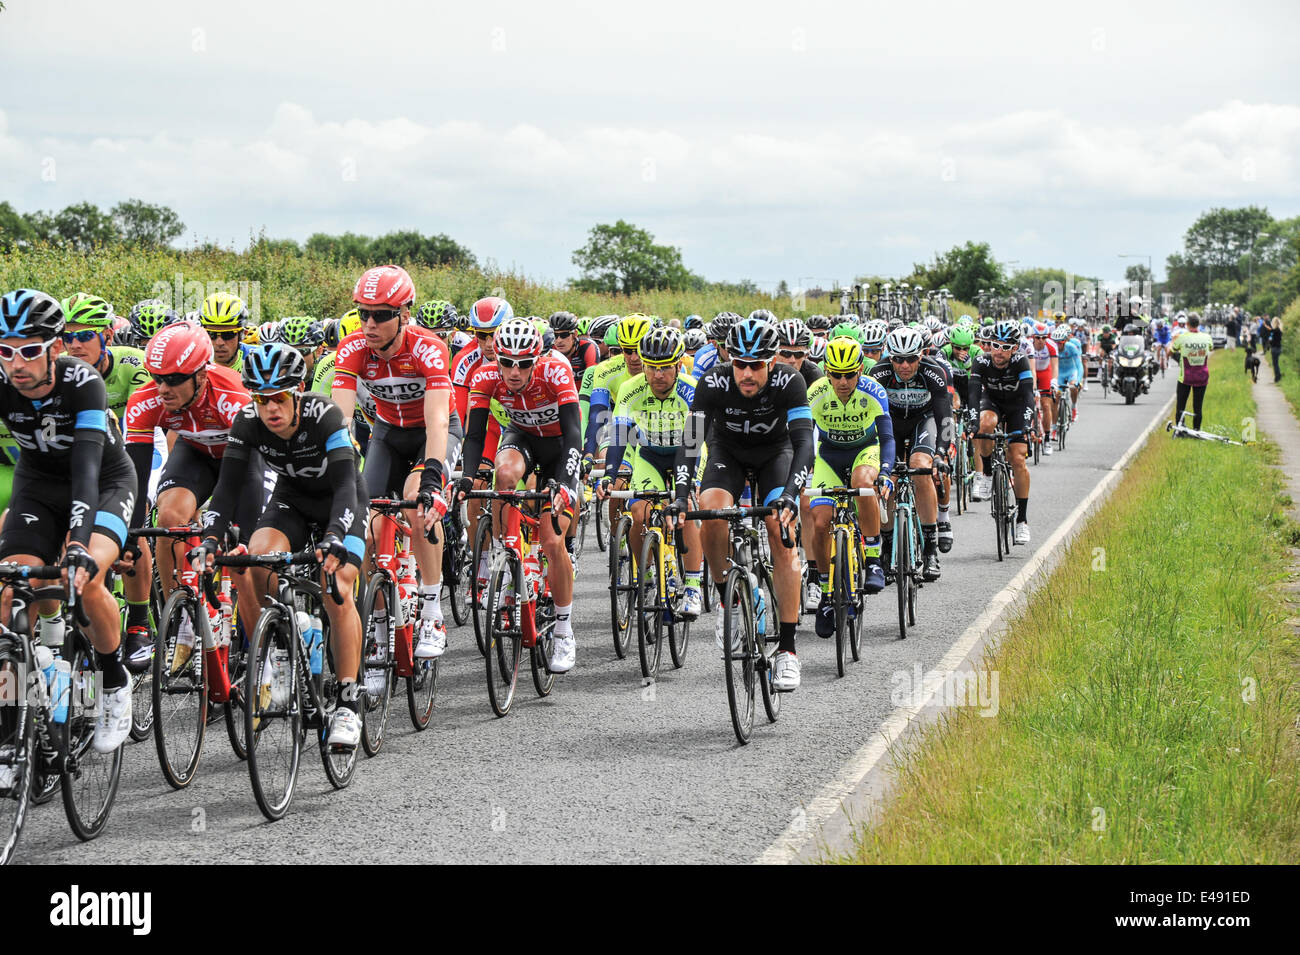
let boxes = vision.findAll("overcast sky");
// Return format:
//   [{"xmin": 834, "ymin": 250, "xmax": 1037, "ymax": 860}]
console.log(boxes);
[{"xmin": 2, "ymin": 0, "xmax": 1298, "ymax": 291}]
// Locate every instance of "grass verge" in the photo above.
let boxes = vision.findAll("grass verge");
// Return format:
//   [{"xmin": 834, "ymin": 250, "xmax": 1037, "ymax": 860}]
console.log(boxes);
[{"xmin": 832, "ymin": 350, "xmax": 1300, "ymax": 864}]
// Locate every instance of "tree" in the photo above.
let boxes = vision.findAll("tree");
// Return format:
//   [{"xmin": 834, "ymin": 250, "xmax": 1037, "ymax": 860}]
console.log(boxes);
[
  {"xmin": 1124, "ymin": 264, "xmax": 1152, "ymax": 285},
  {"xmin": 52, "ymin": 202, "xmax": 119, "ymax": 250},
  {"xmin": 1182, "ymin": 205, "xmax": 1272, "ymax": 279},
  {"xmin": 111, "ymin": 198, "xmax": 185, "ymax": 247},
  {"xmin": 0, "ymin": 201, "xmax": 34, "ymax": 251},
  {"xmin": 775, "ymin": 279, "xmax": 790, "ymax": 300},
  {"xmin": 912, "ymin": 241, "xmax": 1005, "ymax": 302},
  {"xmin": 571, "ymin": 220, "xmax": 692, "ymax": 293},
  {"xmin": 306, "ymin": 231, "xmax": 371, "ymax": 263}
]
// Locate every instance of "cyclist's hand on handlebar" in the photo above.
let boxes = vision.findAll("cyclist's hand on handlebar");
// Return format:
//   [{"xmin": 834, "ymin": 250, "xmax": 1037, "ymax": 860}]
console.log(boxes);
[
  {"xmin": 551, "ymin": 483, "xmax": 576, "ymax": 519},
  {"xmin": 187, "ymin": 537, "xmax": 220, "ymax": 575},
  {"xmin": 452, "ymin": 475, "xmax": 473, "ymax": 503},
  {"xmin": 581, "ymin": 454, "xmax": 594, "ymax": 479},
  {"xmin": 664, "ymin": 499, "xmax": 687, "ymax": 530},
  {"xmin": 594, "ymin": 476, "xmax": 611, "ymax": 501},
  {"xmin": 60, "ymin": 543, "xmax": 99, "ymax": 595},
  {"xmin": 776, "ymin": 497, "xmax": 798, "ymax": 534},
  {"xmin": 316, "ymin": 533, "xmax": 350, "ymax": 576},
  {"xmin": 879, "ymin": 474, "xmax": 895, "ymax": 501}
]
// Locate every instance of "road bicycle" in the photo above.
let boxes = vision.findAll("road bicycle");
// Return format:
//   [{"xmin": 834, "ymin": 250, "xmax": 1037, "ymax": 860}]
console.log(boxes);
[
  {"xmin": 883, "ymin": 461, "xmax": 933, "ymax": 640},
  {"xmin": 0, "ymin": 564, "xmax": 124, "ymax": 863},
  {"xmin": 680, "ymin": 504, "xmax": 789, "ymax": 745},
  {"xmin": 608, "ymin": 494, "xmax": 635, "ymax": 660},
  {"xmin": 976, "ymin": 430, "xmax": 1022, "ymax": 560},
  {"xmin": 610, "ymin": 489, "xmax": 691, "ymax": 681},
  {"xmin": 803, "ymin": 486, "xmax": 878, "ymax": 676},
  {"xmin": 216, "ymin": 549, "xmax": 355, "ymax": 821},
  {"xmin": 469, "ymin": 484, "xmax": 561, "ymax": 717},
  {"xmin": 1056, "ymin": 388, "xmax": 1073, "ymax": 452}
]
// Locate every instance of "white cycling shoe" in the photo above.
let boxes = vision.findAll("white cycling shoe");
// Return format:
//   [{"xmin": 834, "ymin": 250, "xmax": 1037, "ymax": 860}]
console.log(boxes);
[
  {"xmin": 771, "ymin": 651, "xmax": 801, "ymax": 692},
  {"xmin": 1014, "ymin": 521, "xmax": 1031, "ymax": 545},
  {"xmin": 682, "ymin": 587, "xmax": 703, "ymax": 620},
  {"xmin": 415, "ymin": 618, "xmax": 447, "ymax": 659},
  {"xmin": 93, "ymin": 685, "xmax": 133, "ymax": 754},
  {"xmin": 972, "ymin": 474, "xmax": 993, "ymax": 501},
  {"xmin": 327, "ymin": 707, "xmax": 361, "ymax": 748},
  {"xmin": 549, "ymin": 634, "xmax": 576, "ymax": 673}
]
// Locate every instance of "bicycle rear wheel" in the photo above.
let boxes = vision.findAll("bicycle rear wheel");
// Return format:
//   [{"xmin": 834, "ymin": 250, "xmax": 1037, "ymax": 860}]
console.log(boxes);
[
  {"xmin": 360, "ymin": 573, "xmax": 395, "ymax": 753},
  {"xmin": 609, "ymin": 514, "xmax": 634, "ymax": 659},
  {"xmin": 471, "ymin": 513, "xmax": 492, "ymax": 656},
  {"xmin": 849, "ymin": 539, "xmax": 864, "ymax": 662},
  {"xmin": 152, "ymin": 590, "xmax": 207, "ymax": 789},
  {"xmin": 224, "ymin": 622, "xmax": 250, "ymax": 761},
  {"xmin": 833, "ymin": 529, "xmax": 850, "ymax": 678},
  {"xmin": 756, "ymin": 563, "xmax": 782, "ymax": 723},
  {"xmin": 485, "ymin": 550, "xmax": 523, "ymax": 717},
  {"xmin": 444, "ymin": 525, "xmax": 469, "ymax": 628},
  {"xmin": 571, "ymin": 496, "xmax": 588, "ymax": 564},
  {"xmin": 667, "ymin": 545, "xmax": 691, "ymax": 669},
  {"xmin": 530, "ymin": 598, "xmax": 556, "ymax": 697},
  {"xmin": 0, "ymin": 636, "xmax": 35, "ymax": 864},
  {"xmin": 595, "ymin": 496, "xmax": 607, "ymax": 551},
  {"xmin": 992, "ymin": 465, "xmax": 1007, "ymax": 560},
  {"xmin": 721, "ymin": 569, "xmax": 756, "ymax": 745},
  {"xmin": 60, "ymin": 631, "xmax": 123, "ymax": 841},
  {"xmin": 636, "ymin": 530, "xmax": 665, "ymax": 681},
  {"xmin": 318, "ymin": 625, "xmax": 359, "ymax": 791},
  {"xmin": 244, "ymin": 608, "xmax": 302, "ymax": 822}
]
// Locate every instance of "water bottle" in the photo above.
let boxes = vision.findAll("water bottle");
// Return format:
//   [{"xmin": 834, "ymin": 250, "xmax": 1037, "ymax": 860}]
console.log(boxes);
[
  {"xmin": 754, "ymin": 588, "xmax": 768, "ymax": 639},
  {"xmin": 522, "ymin": 552, "xmax": 542, "ymax": 599},
  {"xmin": 33, "ymin": 644, "xmax": 55, "ymax": 708},
  {"xmin": 50, "ymin": 659, "xmax": 72, "ymax": 724},
  {"xmin": 307, "ymin": 614, "xmax": 323, "ymax": 677}
]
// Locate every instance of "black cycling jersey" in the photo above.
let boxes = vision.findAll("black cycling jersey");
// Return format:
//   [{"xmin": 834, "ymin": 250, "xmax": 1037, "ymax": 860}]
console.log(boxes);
[
  {"xmin": 967, "ymin": 353, "xmax": 1035, "ymax": 412},
  {"xmin": 564, "ymin": 336, "xmax": 601, "ymax": 383},
  {"xmin": 0, "ymin": 355, "xmax": 134, "ymax": 548},
  {"xmin": 673, "ymin": 361, "xmax": 814, "ymax": 506},
  {"xmin": 797, "ymin": 358, "xmax": 824, "ymax": 388},
  {"xmin": 204, "ymin": 392, "xmax": 365, "ymax": 558},
  {"xmin": 866, "ymin": 356, "xmax": 954, "ymax": 446}
]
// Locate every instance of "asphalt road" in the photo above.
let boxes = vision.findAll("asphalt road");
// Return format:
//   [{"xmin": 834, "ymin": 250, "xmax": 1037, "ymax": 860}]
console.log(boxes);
[{"xmin": 20, "ymin": 371, "xmax": 1177, "ymax": 864}]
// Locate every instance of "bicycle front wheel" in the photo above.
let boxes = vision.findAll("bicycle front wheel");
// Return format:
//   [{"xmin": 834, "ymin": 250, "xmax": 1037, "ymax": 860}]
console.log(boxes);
[
  {"xmin": 636, "ymin": 529, "xmax": 665, "ymax": 681},
  {"xmin": 756, "ymin": 561, "xmax": 782, "ymax": 724},
  {"xmin": 609, "ymin": 514, "xmax": 634, "ymax": 658},
  {"xmin": 530, "ymin": 598, "xmax": 556, "ymax": 698},
  {"xmin": 721, "ymin": 569, "xmax": 756, "ymax": 745},
  {"xmin": 359, "ymin": 574, "xmax": 395, "ymax": 753},
  {"xmin": 0, "ymin": 637, "xmax": 35, "ymax": 864},
  {"xmin": 244, "ymin": 609, "xmax": 302, "ymax": 822},
  {"xmin": 471, "ymin": 513, "xmax": 493, "ymax": 657},
  {"xmin": 895, "ymin": 509, "xmax": 910, "ymax": 639},
  {"xmin": 833, "ymin": 529, "xmax": 851, "ymax": 678},
  {"xmin": 318, "ymin": 623, "xmax": 359, "ymax": 792},
  {"xmin": 444, "ymin": 527, "xmax": 469, "ymax": 628},
  {"xmin": 152, "ymin": 590, "xmax": 208, "ymax": 790},
  {"xmin": 60, "ymin": 632, "xmax": 123, "ymax": 841},
  {"xmin": 485, "ymin": 549, "xmax": 523, "ymax": 717}
]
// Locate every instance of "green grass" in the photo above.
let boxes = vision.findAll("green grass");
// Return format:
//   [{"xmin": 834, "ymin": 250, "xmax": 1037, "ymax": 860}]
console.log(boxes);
[
  {"xmin": 832, "ymin": 350, "xmax": 1300, "ymax": 864},
  {"xmin": 0, "ymin": 243, "xmax": 971, "ymax": 324}
]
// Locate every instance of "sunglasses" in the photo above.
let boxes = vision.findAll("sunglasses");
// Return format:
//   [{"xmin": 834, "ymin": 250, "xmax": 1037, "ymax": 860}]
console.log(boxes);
[
  {"xmin": 0, "ymin": 339, "xmax": 56, "ymax": 362},
  {"xmin": 360, "ymin": 308, "xmax": 401, "ymax": 325},
  {"xmin": 991, "ymin": 342, "xmax": 1016, "ymax": 352},
  {"xmin": 208, "ymin": 330, "xmax": 240, "ymax": 342},
  {"xmin": 62, "ymin": 329, "xmax": 101, "ymax": 344},
  {"xmin": 732, "ymin": 358, "xmax": 767, "ymax": 371},
  {"xmin": 890, "ymin": 355, "xmax": 920, "ymax": 365},
  {"xmin": 150, "ymin": 371, "xmax": 193, "ymax": 387},
  {"xmin": 778, "ymin": 349, "xmax": 806, "ymax": 359},
  {"xmin": 251, "ymin": 389, "xmax": 294, "ymax": 406},
  {"xmin": 554, "ymin": 331, "xmax": 574, "ymax": 339},
  {"xmin": 498, "ymin": 357, "xmax": 535, "ymax": 370},
  {"xmin": 622, "ymin": 348, "xmax": 641, "ymax": 356},
  {"xmin": 475, "ymin": 331, "xmax": 494, "ymax": 341},
  {"xmin": 829, "ymin": 370, "xmax": 860, "ymax": 380}
]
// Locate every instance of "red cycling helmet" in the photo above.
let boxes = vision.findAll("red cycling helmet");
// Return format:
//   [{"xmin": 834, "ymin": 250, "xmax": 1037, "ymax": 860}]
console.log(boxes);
[
  {"xmin": 1033, "ymin": 321, "xmax": 1049, "ymax": 337},
  {"xmin": 144, "ymin": 322, "xmax": 213, "ymax": 376},
  {"xmin": 353, "ymin": 265, "xmax": 416, "ymax": 309}
]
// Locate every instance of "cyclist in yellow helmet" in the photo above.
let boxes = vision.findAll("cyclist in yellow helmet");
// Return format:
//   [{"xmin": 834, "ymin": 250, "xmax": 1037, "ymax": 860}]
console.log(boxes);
[{"xmin": 200, "ymin": 291, "xmax": 249, "ymax": 369}]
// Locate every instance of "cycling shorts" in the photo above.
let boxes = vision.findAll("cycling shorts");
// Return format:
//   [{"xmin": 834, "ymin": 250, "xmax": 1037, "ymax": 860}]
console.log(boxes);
[
  {"xmin": 809, "ymin": 443, "xmax": 880, "ymax": 508},
  {"xmin": 364, "ymin": 420, "xmax": 427, "ymax": 500},
  {"xmin": 497, "ymin": 426, "xmax": 580, "ymax": 508},
  {"xmin": 257, "ymin": 481, "xmax": 367, "ymax": 569},
  {"xmin": 0, "ymin": 462, "xmax": 135, "ymax": 561},
  {"xmin": 699, "ymin": 443, "xmax": 793, "ymax": 506},
  {"xmin": 156, "ymin": 441, "xmax": 262, "ymax": 543},
  {"xmin": 978, "ymin": 397, "xmax": 1033, "ymax": 446}
]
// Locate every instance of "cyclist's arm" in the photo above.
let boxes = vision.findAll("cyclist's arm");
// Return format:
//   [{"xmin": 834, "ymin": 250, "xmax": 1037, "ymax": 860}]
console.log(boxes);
[
  {"xmin": 124, "ymin": 388, "xmax": 161, "ymax": 530},
  {"xmin": 602, "ymin": 387, "xmax": 638, "ymax": 480},
  {"xmin": 67, "ymin": 374, "xmax": 112, "ymax": 550},
  {"xmin": 558, "ymin": 401, "xmax": 583, "ymax": 498},
  {"xmin": 673, "ymin": 391, "xmax": 715, "ymax": 505},
  {"xmin": 584, "ymin": 383, "xmax": 611, "ymax": 456},
  {"xmin": 202, "ymin": 420, "xmax": 253, "ymax": 545},
  {"xmin": 419, "ymin": 386, "xmax": 450, "ymax": 491}
]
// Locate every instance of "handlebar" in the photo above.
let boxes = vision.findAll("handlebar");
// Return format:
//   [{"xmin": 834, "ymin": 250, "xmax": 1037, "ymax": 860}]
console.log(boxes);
[
  {"xmin": 214, "ymin": 549, "xmax": 343, "ymax": 606},
  {"xmin": 0, "ymin": 563, "xmax": 90, "ymax": 627},
  {"xmin": 679, "ymin": 505, "xmax": 794, "ymax": 549}
]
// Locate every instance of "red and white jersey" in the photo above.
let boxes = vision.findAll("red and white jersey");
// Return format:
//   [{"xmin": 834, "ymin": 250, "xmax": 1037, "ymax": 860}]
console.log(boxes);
[
  {"xmin": 125, "ymin": 364, "xmax": 249, "ymax": 459},
  {"xmin": 468, "ymin": 354, "xmax": 579, "ymax": 438},
  {"xmin": 332, "ymin": 326, "xmax": 451, "ymax": 429},
  {"xmin": 1032, "ymin": 339, "xmax": 1058, "ymax": 373},
  {"xmin": 451, "ymin": 341, "xmax": 486, "ymax": 422}
]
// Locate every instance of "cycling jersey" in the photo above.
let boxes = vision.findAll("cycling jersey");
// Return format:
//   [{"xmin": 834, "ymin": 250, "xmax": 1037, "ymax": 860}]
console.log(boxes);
[
  {"xmin": 560, "ymin": 336, "xmax": 601, "ymax": 384},
  {"xmin": 0, "ymin": 356, "xmax": 135, "ymax": 552},
  {"xmin": 691, "ymin": 344, "xmax": 719, "ymax": 375},
  {"xmin": 205, "ymin": 393, "xmax": 366, "ymax": 560},
  {"xmin": 100, "ymin": 346, "xmax": 150, "ymax": 420},
  {"xmin": 603, "ymin": 371, "xmax": 697, "ymax": 480},
  {"xmin": 807, "ymin": 375, "xmax": 894, "ymax": 459},
  {"xmin": 1169, "ymin": 331, "xmax": 1213, "ymax": 386},
  {"xmin": 125, "ymin": 363, "xmax": 249, "ymax": 459},
  {"xmin": 332, "ymin": 326, "xmax": 452, "ymax": 429},
  {"xmin": 1032, "ymin": 339, "xmax": 1059, "ymax": 390},
  {"xmin": 940, "ymin": 343, "xmax": 984, "ymax": 404},
  {"xmin": 585, "ymin": 354, "xmax": 633, "ymax": 454},
  {"xmin": 968, "ymin": 352, "xmax": 1035, "ymax": 442},
  {"xmin": 866, "ymin": 357, "xmax": 953, "ymax": 453},
  {"xmin": 1058, "ymin": 338, "xmax": 1084, "ymax": 384},
  {"xmin": 314, "ymin": 351, "xmax": 375, "ymax": 424}
]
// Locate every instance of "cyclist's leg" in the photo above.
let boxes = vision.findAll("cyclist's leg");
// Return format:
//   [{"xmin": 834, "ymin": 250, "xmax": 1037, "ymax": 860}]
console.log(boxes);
[
  {"xmin": 807, "ymin": 454, "xmax": 841, "ymax": 593},
  {"xmin": 753, "ymin": 449, "xmax": 799, "ymax": 633},
  {"xmin": 492, "ymin": 431, "xmax": 531, "ymax": 551},
  {"xmin": 697, "ymin": 451, "xmax": 744, "ymax": 593},
  {"xmin": 153, "ymin": 443, "xmax": 218, "ymax": 596}
]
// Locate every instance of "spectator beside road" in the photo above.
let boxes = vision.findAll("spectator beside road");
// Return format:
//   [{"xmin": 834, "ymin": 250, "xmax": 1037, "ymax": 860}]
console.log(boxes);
[
  {"xmin": 1170, "ymin": 314, "xmax": 1214, "ymax": 433},
  {"xmin": 1225, "ymin": 312, "xmax": 1238, "ymax": 350},
  {"xmin": 1269, "ymin": 317, "xmax": 1283, "ymax": 383}
]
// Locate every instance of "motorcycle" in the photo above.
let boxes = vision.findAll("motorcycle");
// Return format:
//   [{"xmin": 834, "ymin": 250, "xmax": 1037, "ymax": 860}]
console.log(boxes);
[{"xmin": 1114, "ymin": 335, "xmax": 1147, "ymax": 405}]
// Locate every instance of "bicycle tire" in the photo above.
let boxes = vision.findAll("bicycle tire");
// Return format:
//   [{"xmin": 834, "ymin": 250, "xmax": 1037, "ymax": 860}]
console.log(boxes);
[
  {"xmin": 222, "ymin": 611, "xmax": 250, "ymax": 761},
  {"xmin": 667, "ymin": 542, "xmax": 690, "ymax": 669},
  {"xmin": 471, "ymin": 511, "xmax": 492, "ymax": 656},
  {"xmin": 756, "ymin": 559, "xmax": 782, "ymax": 723},
  {"xmin": 906, "ymin": 514, "xmax": 918, "ymax": 628},
  {"xmin": 60, "ymin": 629, "xmax": 123, "ymax": 841},
  {"xmin": 530, "ymin": 596, "xmax": 556, "ymax": 698},
  {"xmin": 485, "ymin": 549, "xmax": 522, "ymax": 717},
  {"xmin": 244, "ymin": 608, "xmax": 302, "ymax": 822},
  {"xmin": 636, "ymin": 529, "xmax": 665, "ymax": 681},
  {"xmin": 571, "ymin": 496, "xmax": 587, "ymax": 565},
  {"xmin": 595, "ymin": 497, "xmax": 607, "ymax": 552},
  {"xmin": 317, "ymin": 614, "xmax": 359, "ymax": 791},
  {"xmin": 954, "ymin": 438, "xmax": 966, "ymax": 516},
  {"xmin": 895, "ymin": 504, "xmax": 910, "ymax": 639},
  {"xmin": 609, "ymin": 514, "xmax": 634, "ymax": 659},
  {"xmin": 0, "ymin": 637, "xmax": 35, "ymax": 865},
  {"xmin": 722, "ymin": 568, "xmax": 755, "ymax": 745},
  {"xmin": 850, "ymin": 536, "xmax": 864, "ymax": 662},
  {"xmin": 152, "ymin": 589, "xmax": 208, "ymax": 790},
  {"xmin": 833, "ymin": 528, "xmax": 850, "ymax": 678},
  {"xmin": 360, "ymin": 573, "xmax": 395, "ymax": 754},
  {"xmin": 444, "ymin": 525, "xmax": 469, "ymax": 628},
  {"xmin": 130, "ymin": 570, "xmax": 167, "ymax": 743}
]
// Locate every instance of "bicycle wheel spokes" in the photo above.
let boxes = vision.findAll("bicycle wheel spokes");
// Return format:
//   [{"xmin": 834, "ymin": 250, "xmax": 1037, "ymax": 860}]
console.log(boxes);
[
  {"xmin": 530, "ymin": 599, "xmax": 556, "ymax": 697},
  {"xmin": 244, "ymin": 610, "xmax": 302, "ymax": 821},
  {"xmin": 485, "ymin": 550, "xmax": 522, "ymax": 717},
  {"xmin": 757, "ymin": 564, "xmax": 781, "ymax": 723},
  {"xmin": 61, "ymin": 639, "xmax": 123, "ymax": 841},
  {"xmin": 152, "ymin": 590, "xmax": 207, "ymax": 789},
  {"xmin": 609, "ymin": 515, "xmax": 634, "ymax": 658},
  {"xmin": 0, "ymin": 642, "xmax": 35, "ymax": 864},
  {"xmin": 360, "ymin": 575, "xmax": 395, "ymax": 752},
  {"xmin": 471, "ymin": 515, "xmax": 492, "ymax": 657},
  {"xmin": 636, "ymin": 530, "xmax": 664, "ymax": 681},
  {"xmin": 833, "ymin": 529, "xmax": 850, "ymax": 678},
  {"xmin": 445, "ymin": 528, "xmax": 469, "ymax": 628},
  {"xmin": 318, "ymin": 653, "xmax": 359, "ymax": 791},
  {"xmin": 667, "ymin": 544, "xmax": 690, "ymax": 669},
  {"xmin": 722, "ymin": 570, "xmax": 755, "ymax": 745}
]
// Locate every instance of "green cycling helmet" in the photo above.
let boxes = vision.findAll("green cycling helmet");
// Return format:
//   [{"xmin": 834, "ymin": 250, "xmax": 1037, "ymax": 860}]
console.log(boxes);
[
  {"xmin": 415, "ymin": 299, "xmax": 458, "ymax": 331},
  {"xmin": 949, "ymin": 326, "xmax": 975, "ymax": 349},
  {"xmin": 279, "ymin": 315, "xmax": 326, "ymax": 348},
  {"xmin": 830, "ymin": 321, "xmax": 862, "ymax": 344},
  {"xmin": 62, "ymin": 292, "xmax": 115, "ymax": 329},
  {"xmin": 577, "ymin": 316, "xmax": 591, "ymax": 335}
]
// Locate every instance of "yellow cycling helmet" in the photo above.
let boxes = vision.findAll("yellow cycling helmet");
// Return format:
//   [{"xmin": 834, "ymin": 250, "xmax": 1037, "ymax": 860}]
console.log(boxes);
[
  {"xmin": 339, "ymin": 307, "xmax": 363, "ymax": 339},
  {"xmin": 824, "ymin": 336, "xmax": 864, "ymax": 373},
  {"xmin": 241, "ymin": 325, "xmax": 260, "ymax": 346},
  {"xmin": 616, "ymin": 313, "xmax": 653, "ymax": 350},
  {"xmin": 200, "ymin": 291, "xmax": 249, "ymax": 330}
]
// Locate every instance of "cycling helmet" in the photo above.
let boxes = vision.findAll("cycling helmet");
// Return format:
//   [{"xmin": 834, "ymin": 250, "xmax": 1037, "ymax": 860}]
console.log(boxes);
[
  {"xmin": 548, "ymin": 311, "xmax": 579, "ymax": 333},
  {"xmin": 111, "ymin": 315, "xmax": 135, "ymax": 347},
  {"xmin": 923, "ymin": 316, "xmax": 944, "ymax": 334},
  {"xmin": 1050, "ymin": 325, "xmax": 1070, "ymax": 343},
  {"xmin": 775, "ymin": 318, "xmax": 811, "ymax": 349},
  {"xmin": 129, "ymin": 299, "xmax": 178, "ymax": 340},
  {"xmin": 240, "ymin": 325, "xmax": 260, "ymax": 346},
  {"xmin": 616, "ymin": 314, "xmax": 654, "ymax": 350},
  {"xmin": 468, "ymin": 296, "xmax": 513, "ymax": 331},
  {"xmin": 540, "ymin": 326, "xmax": 555, "ymax": 353},
  {"xmin": 824, "ymin": 336, "xmax": 864, "ymax": 373},
  {"xmin": 708, "ymin": 312, "xmax": 741, "ymax": 342},
  {"xmin": 915, "ymin": 327, "xmax": 933, "ymax": 350},
  {"xmin": 494, "ymin": 318, "xmax": 543, "ymax": 359},
  {"xmin": 638, "ymin": 326, "xmax": 685, "ymax": 367},
  {"xmin": 353, "ymin": 265, "xmax": 415, "ymax": 309},
  {"xmin": 339, "ymin": 307, "xmax": 363, "ymax": 340},
  {"xmin": 0, "ymin": 289, "xmax": 64, "ymax": 341},
  {"xmin": 949, "ymin": 326, "xmax": 975, "ymax": 349},
  {"xmin": 861, "ymin": 320, "xmax": 889, "ymax": 349},
  {"xmin": 321, "ymin": 318, "xmax": 342, "ymax": 348},
  {"xmin": 603, "ymin": 324, "xmax": 620, "ymax": 347},
  {"xmin": 279, "ymin": 316, "xmax": 325, "ymax": 348},
  {"xmin": 885, "ymin": 326, "xmax": 924, "ymax": 358},
  {"xmin": 200, "ymin": 291, "xmax": 249, "ymax": 329},
  {"xmin": 726, "ymin": 316, "xmax": 779, "ymax": 361},
  {"xmin": 830, "ymin": 322, "xmax": 862, "ymax": 343},
  {"xmin": 747, "ymin": 308, "xmax": 778, "ymax": 324},
  {"xmin": 932, "ymin": 327, "xmax": 950, "ymax": 350},
  {"xmin": 808, "ymin": 336, "xmax": 827, "ymax": 362},
  {"xmin": 806, "ymin": 315, "xmax": 833, "ymax": 332},
  {"xmin": 257, "ymin": 321, "xmax": 282, "ymax": 344},
  {"xmin": 992, "ymin": 319, "xmax": 1021, "ymax": 344},
  {"xmin": 415, "ymin": 300, "xmax": 458, "ymax": 331},
  {"xmin": 242, "ymin": 343, "xmax": 307, "ymax": 393},
  {"xmin": 144, "ymin": 322, "xmax": 212, "ymax": 376},
  {"xmin": 957, "ymin": 314, "xmax": 975, "ymax": 326},
  {"xmin": 1033, "ymin": 321, "xmax": 1049, "ymax": 338},
  {"xmin": 577, "ymin": 316, "xmax": 592, "ymax": 335},
  {"xmin": 62, "ymin": 293, "xmax": 114, "ymax": 329},
  {"xmin": 887, "ymin": 318, "xmax": 905, "ymax": 332},
  {"xmin": 587, "ymin": 314, "xmax": 618, "ymax": 342},
  {"xmin": 684, "ymin": 328, "xmax": 707, "ymax": 351},
  {"xmin": 684, "ymin": 314, "xmax": 704, "ymax": 331}
]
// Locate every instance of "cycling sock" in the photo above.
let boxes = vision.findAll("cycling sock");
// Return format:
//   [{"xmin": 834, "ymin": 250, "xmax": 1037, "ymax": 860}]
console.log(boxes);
[
  {"xmin": 981, "ymin": 456, "xmax": 992, "ymax": 476},
  {"xmin": 338, "ymin": 680, "xmax": 360, "ymax": 713},
  {"xmin": 36, "ymin": 612, "xmax": 65, "ymax": 647},
  {"xmin": 126, "ymin": 599, "xmax": 150, "ymax": 629},
  {"xmin": 555, "ymin": 603, "xmax": 573, "ymax": 636},
  {"xmin": 778, "ymin": 622, "xmax": 797, "ymax": 654},
  {"xmin": 715, "ymin": 582, "xmax": 727, "ymax": 602},
  {"xmin": 419, "ymin": 586, "xmax": 438, "ymax": 620},
  {"xmin": 807, "ymin": 566, "xmax": 819, "ymax": 586},
  {"xmin": 564, "ymin": 535, "xmax": 576, "ymax": 559},
  {"xmin": 864, "ymin": 535, "xmax": 881, "ymax": 558},
  {"xmin": 938, "ymin": 506, "xmax": 950, "ymax": 524},
  {"xmin": 685, "ymin": 573, "xmax": 702, "ymax": 590},
  {"xmin": 96, "ymin": 646, "xmax": 129, "ymax": 691},
  {"xmin": 821, "ymin": 577, "xmax": 833, "ymax": 595},
  {"xmin": 922, "ymin": 524, "xmax": 938, "ymax": 553},
  {"xmin": 881, "ymin": 531, "xmax": 893, "ymax": 559},
  {"xmin": 1017, "ymin": 498, "xmax": 1029, "ymax": 523}
]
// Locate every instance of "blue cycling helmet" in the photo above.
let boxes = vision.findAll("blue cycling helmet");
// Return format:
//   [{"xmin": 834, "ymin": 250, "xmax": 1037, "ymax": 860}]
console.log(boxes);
[
  {"xmin": 684, "ymin": 314, "xmax": 704, "ymax": 331},
  {"xmin": 994, "ymin": 319, "xmax": 1022, "ymax": 344},
  {"xmin": 241, "ymin": 342, "xmax": 307, "ymax": 393},
  {"xmin": 725, "ymin": 315, "xmax": 779, "ymax": 361},
  {"xmin": 0, "ymin": 289, "xmax": 64, "ymax": 340},
  {"xmin": 467, "ymin": 296, "xmax": 513, "ymax": 331}
]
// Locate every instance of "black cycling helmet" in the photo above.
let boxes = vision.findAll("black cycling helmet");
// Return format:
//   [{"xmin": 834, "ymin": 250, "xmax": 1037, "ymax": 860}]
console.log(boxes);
[
  {"xmin": 806, "ymin": 314, "xmax": 833, "ymax": 332},
  {"xmin": 708, "ymin": 311, "xmax": 741, "ymax": 342},
  {"xmin": 775, "ymin": 318, "xmax": 811, "ymax": 349},
  {"xmin": 548, "ymin": 311, "xmax": 579, "ymax": 332},
  {"xmin": 638, "ymin": 325, "xmax": 685, "ymax": 366},
  {"xmin": 684, "ymin": 314, "xmax": 705, "ymax": 331},
  {"xmin": 726, "ymin": 316, "xmax": 779, "ymax": 361},
  {"xmin": 0, "ymin": 289, "xmax": 64, "ymax": 341},
  {"xmin": 242, "ymin": 342, "xmax": 307, "ymax": 393}
]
